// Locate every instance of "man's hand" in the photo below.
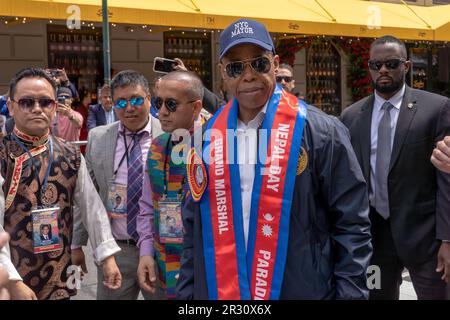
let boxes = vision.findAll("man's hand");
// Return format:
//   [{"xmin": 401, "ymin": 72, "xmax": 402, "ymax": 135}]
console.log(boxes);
[
  {"xmin": 71, "ymin": 247, "xmax": 87, "ymax": 280},
  {"xmin": 6, "ymin": 281, "xmax": 37, "ymax": 300},
  {"xmin": 431, "ymin": 136, "xmax": 450, "ymax": 173},
  {"xmin": 102, "ymin": 256, "xmax": 122, "ymax": 290},
  {"xmin": 0, "ymin": 232, "xmax": 10, "ymax": 300},
  {"xmin": 137, "ymin": 255, "xmax": 157, "ymax": 293},
  {"xmin": 57, "ymin": 103, "xmax": 72, "ymax": 118},
  {"xmin": 436, "ymin": 241, "xmax": 450, "ymax": 283},
  {"xmin": 173, "ymin": 58, "xmax": 188, "ymax": 72}
]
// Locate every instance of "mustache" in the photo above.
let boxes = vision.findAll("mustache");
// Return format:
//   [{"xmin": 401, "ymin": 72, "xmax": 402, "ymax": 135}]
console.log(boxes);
[{"xmin": 376, "ymin": 76, "xmax": 394, "ymax": 82}]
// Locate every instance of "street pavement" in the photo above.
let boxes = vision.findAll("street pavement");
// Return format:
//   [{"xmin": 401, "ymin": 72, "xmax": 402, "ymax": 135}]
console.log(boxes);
[{"xmin": 71, "ymin": 241, "xmax": 417, "ymax": 300}]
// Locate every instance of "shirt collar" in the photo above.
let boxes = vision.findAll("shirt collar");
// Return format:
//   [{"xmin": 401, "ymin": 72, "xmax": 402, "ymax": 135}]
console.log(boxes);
[
  {"xmin": 237, "ymin": 101, "xmax": 268, "ymax": 130},
  {"xmin": 118, "ymin": 117, "xmax": 152, "ymax": 138},
  {"xmin": 102, "ymin": 104, "xmax": 113, "ymax": 113},
  {"xmin": 13, "ymin": 126, "xmax": 50, "ymax": 147},
  {"xmin": 374, "ymin": 84, "xmax": 406, "ymax": 111}
]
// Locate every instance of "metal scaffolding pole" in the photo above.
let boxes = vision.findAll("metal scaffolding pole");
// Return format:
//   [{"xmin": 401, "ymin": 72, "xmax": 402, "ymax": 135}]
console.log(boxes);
[{"xmin": 102, "ymin": 0, "xmax": 111, "ymax": 84}]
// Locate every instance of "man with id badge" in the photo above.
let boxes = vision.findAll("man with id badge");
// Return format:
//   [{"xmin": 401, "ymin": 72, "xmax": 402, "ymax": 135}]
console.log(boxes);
[
  {"xmin": 0, "ymin": 68, "xmax": 121, "ymax": 300},
  {"xmin": 138, "ymin": 70, "xmax": 204, "ymax": 299},
  {"xmin": 74, "ymin": 70, "xmax": 163, "ymax": 300}
]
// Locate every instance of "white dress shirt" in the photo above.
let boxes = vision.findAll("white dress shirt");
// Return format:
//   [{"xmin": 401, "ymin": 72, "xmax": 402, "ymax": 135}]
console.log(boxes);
[
  {"xmin": 369, "ymin": 84, "xmax": 405, "ymax": 205},
  {"xmin": 102, "ymin": 105, "xmax": 115, "ymax": 125},
  {"xmin": 236, "ymin": 103, "xmax": 268, "ymax": 250}
]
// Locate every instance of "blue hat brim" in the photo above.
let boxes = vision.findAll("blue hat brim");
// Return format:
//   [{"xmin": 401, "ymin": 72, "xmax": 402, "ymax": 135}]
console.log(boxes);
[{"xmin": 220, "ymin": 38, "xmax": 274, "ymax": 60}]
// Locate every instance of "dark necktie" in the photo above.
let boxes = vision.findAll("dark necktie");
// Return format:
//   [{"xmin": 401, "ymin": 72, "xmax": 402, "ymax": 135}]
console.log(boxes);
[
  {"xmin": 375, "ymin": 101, "xmax": 394, "ymax": 219},
  {"xmin": 127, "ymin": 132, "xmax": 145, "ymax": 241}
]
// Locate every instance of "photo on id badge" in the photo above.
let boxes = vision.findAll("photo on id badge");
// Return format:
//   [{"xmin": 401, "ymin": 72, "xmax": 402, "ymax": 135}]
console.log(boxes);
[
  {"xmin": 159, "ymin": 202, "xmax": 183, "ymax": 244},
  {"xmin": 107, "ymin": 183, "xmax": 127, "ymax": 218},
  {"xmin": 32, "ymin": 207, "xmax": 61, "ymax": 254}
]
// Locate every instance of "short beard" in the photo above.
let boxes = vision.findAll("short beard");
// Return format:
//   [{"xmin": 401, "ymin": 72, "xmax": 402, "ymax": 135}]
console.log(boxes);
[{"xmin": 373, "ymin": 77, "xmax": 403, "ymax": 95}]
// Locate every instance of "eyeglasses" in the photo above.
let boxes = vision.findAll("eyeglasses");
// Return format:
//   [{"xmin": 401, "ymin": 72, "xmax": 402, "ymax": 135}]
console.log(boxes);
[
  {"xmin": 113, "ymin": 96, "xmax": 147, "ymax": 109},
  {"xmin": 368, "ymin": 58, "xmax": 406, "ymax": 71},
  {"xmin": 276, "ymin": 76, "xmax": 293, "ymax": 83},
  {"xmin": 154, "ymin": 97, "xmax": 197, "ymax": 113},
  {"xmin": 224, "ymin": 56, "xmax": 272, "ymax": 78},
  {"xmin": 11, "ymin": 97, "xmax": 56, "ymax": 110}
]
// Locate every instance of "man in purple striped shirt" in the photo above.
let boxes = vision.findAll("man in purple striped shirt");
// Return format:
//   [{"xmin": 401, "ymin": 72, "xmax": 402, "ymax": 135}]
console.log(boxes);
[{"xmin": 72, "ymin": 70, "xmax": 163, "ymax": 299}]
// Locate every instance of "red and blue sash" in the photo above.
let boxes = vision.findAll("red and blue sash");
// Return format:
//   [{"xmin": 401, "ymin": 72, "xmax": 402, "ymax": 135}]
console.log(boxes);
[{"xmin": 198, "ymin": 85, "xmax": 307, "ymax": 300}]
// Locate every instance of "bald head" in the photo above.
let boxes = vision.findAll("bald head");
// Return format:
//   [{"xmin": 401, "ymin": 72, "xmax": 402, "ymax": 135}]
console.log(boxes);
[
  {"xmin": 160, "ymin": 70, "xmax": 204, "ymax": 101},
  {"xmin": 156, "ymin": 70, "xmax": 204, "ymax": 133}
]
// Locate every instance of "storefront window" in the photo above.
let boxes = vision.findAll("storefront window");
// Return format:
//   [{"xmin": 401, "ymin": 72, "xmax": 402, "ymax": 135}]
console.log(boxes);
[
  {"xmin": 47, "ymin": 25, "xmax": 104, "ymax": 102},
  {"xmin": 306, "ymin": 41, "xmax": 342, "ymax": 116},
  {"xmin": 163, "ymin": 31, "xmax": 212, "ymax": 90}
]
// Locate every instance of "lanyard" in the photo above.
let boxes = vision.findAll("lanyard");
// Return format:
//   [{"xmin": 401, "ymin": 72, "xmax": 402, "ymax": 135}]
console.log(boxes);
[
  {"xmin": 12, "ymin": 134, "xmax": 54, "ymax": 202},
  {"xmin": 162, "ymin": 136, "xmax": 184, "ymax": 199},
  {"xmin": 112, "ymin": 131, "xmax": 135, "ymax": 178}
]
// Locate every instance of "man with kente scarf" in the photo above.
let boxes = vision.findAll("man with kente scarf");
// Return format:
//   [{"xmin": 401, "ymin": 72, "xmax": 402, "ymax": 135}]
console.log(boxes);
[
  {"xmin": 177, "ymin": 19, "xmax": 372, "ymax": 300},
  {"xmin": 0, "ymin": 68, "xmax": 121, "ymax": 300},
  {"xmin": 138, "ymin": 70, "xmax": 204, "ymax": 299}
]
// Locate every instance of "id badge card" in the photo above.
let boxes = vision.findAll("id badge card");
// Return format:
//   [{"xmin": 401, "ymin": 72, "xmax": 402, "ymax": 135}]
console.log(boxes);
[
  {"xmin": 158, "ymin": 198, "xmax": 183, "ymax": 244},
  {"xmin": 106, "ymin": 182, "xmax": 127, "ymax": 219},
  {"xmin": 31, "ymin": 207, "xmax": 62, "ymax": 254}
]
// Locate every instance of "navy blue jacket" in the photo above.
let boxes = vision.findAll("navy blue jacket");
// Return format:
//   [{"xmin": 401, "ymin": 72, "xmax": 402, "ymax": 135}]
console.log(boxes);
[
  {"xmin": 87, "ymin": 104, "xmax": 117, "ymax": 131},
  {"xmin": 177, "ymin": 104, "xmax": 373, "ymax": 300}
]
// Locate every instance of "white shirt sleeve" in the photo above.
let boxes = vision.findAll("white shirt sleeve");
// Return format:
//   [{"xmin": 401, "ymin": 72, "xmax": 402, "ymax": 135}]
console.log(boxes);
[
  {"xmin": 73, "ymin": 155, "xmax": 121, "ymax": 264},
  {"xmin": 0, "ymin": 171, "xmax": 22, "ymax": 281}
]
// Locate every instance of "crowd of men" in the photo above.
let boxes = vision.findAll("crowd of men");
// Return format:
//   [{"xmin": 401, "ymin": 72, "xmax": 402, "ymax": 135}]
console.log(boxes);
[{"xmin": 0, "ymin": 18, "xmax": 450, "ymax": 300}]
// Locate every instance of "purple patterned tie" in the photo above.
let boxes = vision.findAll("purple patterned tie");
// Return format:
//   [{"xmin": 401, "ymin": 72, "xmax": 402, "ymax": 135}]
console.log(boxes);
[{"xmin": 127, "ymin": 132, "xmax": 145, "ymax": 241}]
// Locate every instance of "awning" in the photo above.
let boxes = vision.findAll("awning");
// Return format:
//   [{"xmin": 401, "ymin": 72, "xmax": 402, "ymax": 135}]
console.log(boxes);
[
  {"xmin": 430, "ymin": 4, "xmax": 450, "ymax": 41},
  {"xmin": 0, "ymin": 0, "xmax": 449, "ymax": 41}
]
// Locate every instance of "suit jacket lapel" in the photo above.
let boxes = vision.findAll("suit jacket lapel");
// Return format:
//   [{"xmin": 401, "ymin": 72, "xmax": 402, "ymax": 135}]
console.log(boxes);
[
  {"xmin": 358, "ymin": 96, "xmax": 374, "ymax": 184},
  {"xmin": 99, "ymin": 105, "xmax": 107, "ymax": 125},
  {"xmin": 389, "ymin": 86, "xmax": 417, "ymax": 171},
  {"xmin": 104, "ymin": 122, "xmax": 119, "ymax": 183}
]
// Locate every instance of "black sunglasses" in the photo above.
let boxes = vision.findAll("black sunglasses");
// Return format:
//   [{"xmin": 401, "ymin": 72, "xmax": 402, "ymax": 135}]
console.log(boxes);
[
  {"xmin": 11, "ymin": 97, "xmax": 56, "ymax": 110},
  {"xmin": 224, "ymin": 56, "xmax": 272, "ymax": 78},
  {"xmin": 276, "ymin": 76, "xmax": 293, "ymax": 83},
  {"xmin": 154, "ymin": 97, "xmax": 197, "ymax": 113},
  {"xmin": 368, "ymin": 58, "xmax": 406, "ymax": 71}
]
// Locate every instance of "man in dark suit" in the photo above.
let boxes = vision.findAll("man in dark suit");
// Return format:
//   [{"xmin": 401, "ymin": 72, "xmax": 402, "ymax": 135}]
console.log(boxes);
[
  {"xmin": 340, "ymin": 35, "xmax": 450, "ymax": 300},
  {"xmin": 177, "ymin": 18, "xmax": 372, "ymax": 300},
  {"xmin": 39, "ymin": 225, "xmax": 52, "ymax": 241},
  {"xmin": 87, "ymin": 84, "xmax": 117, "ymax": 130}
]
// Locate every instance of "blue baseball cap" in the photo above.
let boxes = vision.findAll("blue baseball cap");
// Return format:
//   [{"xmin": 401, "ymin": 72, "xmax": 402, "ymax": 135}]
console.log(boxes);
[{"xmin": 219, "ymin": 19, "xmax": 275, "ymax": 59}]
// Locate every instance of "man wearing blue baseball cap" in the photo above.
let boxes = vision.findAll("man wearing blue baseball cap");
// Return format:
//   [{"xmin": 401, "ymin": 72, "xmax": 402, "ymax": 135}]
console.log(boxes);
[{"xmin": 177, "ymin": 19, "xmax": 372, "ymax": 300}]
